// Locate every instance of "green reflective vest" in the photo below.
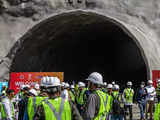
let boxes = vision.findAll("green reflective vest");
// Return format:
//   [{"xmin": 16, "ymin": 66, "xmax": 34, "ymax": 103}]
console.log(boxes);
[
  {"xmin": 69, "ymin": 91, "xmax": 75, "ymax": 102},
  {"xmin": 28, "ymin": 96, "xmax": 47, "ymax": 120},
  {"xmin": 0, "ymin": 99, "xmax": 15, "ymax": 119},
  {"xmin": 76, "ymin": 88, "xmax": 86, "ymax": 105},
  {"xmin": 112, "ymin": 91, "xmax": 123, "ymax": 108},
  {"xmin": 154, "ymin": 102, "xmax": 160, "ymax": 120},
  {"xmin": 0, "ymin": 103, "xmax": 6, "ymax": 119},
  {"xmin": 94, "ymin": 90, "xmax": 112, "ymax": 120},
  {"xmin": 42, "ymin": 97, "xmax": 71, "ymax": 120},
  {"xmin": 157, "ymin": 85, "xmax": 160, "ymax": 96},
  {"xmin": 124, "ymin": 88, "xmax": 134, "ymax": 103}
]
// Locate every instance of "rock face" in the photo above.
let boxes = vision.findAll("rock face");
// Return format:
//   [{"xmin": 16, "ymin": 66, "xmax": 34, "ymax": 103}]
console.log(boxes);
[{"xmin": 0, "ymin": 0, "xmax": 160, "ymax": 81}]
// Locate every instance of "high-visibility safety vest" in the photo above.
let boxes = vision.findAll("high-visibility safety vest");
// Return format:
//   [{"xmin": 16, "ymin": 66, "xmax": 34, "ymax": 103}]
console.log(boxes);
[
  {"xmin": 154, "ymin": 102, "xmax": 160, "ymax": 120},
  {"xmin": 76, "ymin": 88, "xmax": 86, "ymax": 105},
  {"xmin": 0, "ymin": 99, "xmax": 15, "ymax": 119},
  {"xmin": 157, "ymin": 85, "xmax": 160, "ymax": 96},
  {"xmin": 94, "ymin": 90, "xmax": 111, "ymax": 120},
  {"xmin": 124, "ymin": 88, "xmax": 134, "ymax": 103},
  {"xmin": 0, "ymin": 103, "xmax": 6, "ymax": 119},
  {"xmin": 69, "ymin": 91, "xmax": 75, "ymax": 102},
  {"xmin": 27, "ymin": 96, "xmax": 47, "ymax": 120},
  {"xmin": 41, "ymin": 97, "xmax": 71, "ymax": 120}
]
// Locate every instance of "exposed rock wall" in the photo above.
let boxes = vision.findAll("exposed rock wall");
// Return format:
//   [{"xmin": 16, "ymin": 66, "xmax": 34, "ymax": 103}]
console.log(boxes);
[{"xmin": 0, "ymin": 0, "xmax": 160, "ymax": 80}]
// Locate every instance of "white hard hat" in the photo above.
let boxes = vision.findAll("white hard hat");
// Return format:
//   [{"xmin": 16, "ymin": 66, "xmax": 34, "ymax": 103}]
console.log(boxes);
[
  {"xmin": 104, "ymin": 82, "xmax": 107, "ymax": 86},
  {"xmin": 34, "ymin": 84, "xmax": 40, "ymax": 89},
  {"xmin": 148, "ymin": 80, "xmax": 153, "ymax": 84},
  {"xmin": 64, "ymin": 83, "xmax": 70, "ymax": 88},
  {"xmin": 112, "ymin": 81, "xmax": 115, "ymax": 85},
  {"xmin": 78, "ymin": 82, "xmax": 85, "ymax": 87},
  {"xmin": 107, "ymin": 84, "xmax": 113, "ymax": 89},
  {"xmin": 29, "ymin": 89, "xmax": 38, "ymax": 96},
  {"xmin": 2, "ymin": 91, "xmax": 5, "ymax": 94},
  {"xmin": 46, "ymin": 77, "xmax": 61, "ymax": 87},
  {"xmin": 157, "ymin": 79, "xmax": 160, "ymax": 83},
  {"xmin": 127, "ymin": 81, "xmax": 132, "ymax": 86},
  {"xmin": 25, "ymin": 84, "xmax": 30, "ymax": 88},
  {"xmin": 86, "ymin": 72, "xmax": 103, "ymax": 85},
  {"xmin": 20, "ymin": 85, "xmax": 25, "ymax": 90},
  {"xmin": 70, "ymin": 85, "xmax": 75, "ymax": 89},
  {"xmin": 61, "ymin": 82, "xmax": 65, "ymax": 87},
  {"xmin": 40, "ymin": 77, "xmax": 47, "ymax": 87},
  {"xmin": 114, "ymin": 84, "xmax": 119, "ymax": 90}
]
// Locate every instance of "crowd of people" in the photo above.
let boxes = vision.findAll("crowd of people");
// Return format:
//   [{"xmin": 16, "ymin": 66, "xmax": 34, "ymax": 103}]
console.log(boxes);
[{"xmin": 1, "ymin": 72, "xmax": 160, "ymax": 120}]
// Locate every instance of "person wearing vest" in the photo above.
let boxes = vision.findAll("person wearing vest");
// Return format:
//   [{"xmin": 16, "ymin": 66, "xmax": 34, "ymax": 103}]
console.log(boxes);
[
  {"xmin": 83, "ymin": 72, "xmax": 112, "ymax": 120},
  {"xmin": 156, "ymin": 79, "xmax": 160, "ymax": 102},
  {"xmin": 135, "ymin": 82, "xmax": 147, "ymax": 120},
  {"xmin": 111, "ymin": 84, "xmax": 124, "ymax": 120},
  {"xmin": 27, "ymin": 76, "xmax": 49, "ymax": 120},
  {"xmin": 145, "ymin": 80, "xmax": 156, "ymax": 120},
  {"xmin": 123, "ymin": 81, "xmax": 134, "ymax": 120},
  {"xmin": 1, "ymin": 89, "xmax": 15, "ymax": 120},
  {"xmin": 34, "ymin": 76, "xmax": 83, "ymax": 120},
  {"xmin": 18, "ymin": 85, "xmax": 30, "ymax": 120},
  {"xmin": 102, "ymin": 82, "xmax": 107, "ymax": 93},
  {"xmin": 22, "ymin": 88, "xmax": 38, "ymax": 120},
  {"xmin": 154, "ymin": 101, "xmax": 160, "ymax": 120},
  {"xmin": 69, "ymin": 85, "xmax": 75, "ymax": 102},
  {"xmin": 76, "ymin": 81, "xmax": 86, "ymax": 114},
  {"xmin": 34, "ymin": 84, "xmax": 40, "ymax": 96}
]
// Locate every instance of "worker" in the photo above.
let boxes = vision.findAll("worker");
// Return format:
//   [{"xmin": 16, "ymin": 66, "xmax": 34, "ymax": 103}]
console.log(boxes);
[
  {"xmin": 76, "ymin": 81, "xmax": 86, "ymax": 115},
  {"xmin": 1, "ymin": 89, "xmax": 15, "ymax": 120},
  {"xmin": 156, "ymin": 79, "xmax": 160, "ymax": 102},
  {"xmin": 111, "ymin": 84, "xmax": 124, "ymax": 120},
  {"xmin": 18, "ymin": 84, "xmax": 30, "ymax": 120},
  {"xmin": 34, "ymin": 76, "xmax": 83, "ymax": 120},
  {"xmin": 154, "ymin": 99, "xmax": 160, "ymax": 120},
  {"xmin": 34, "ymin": 83, "xmax": 40, "ymax": 95},
  {"xmin": 27, "ymin": 76, "xmax": 49, "ymax": 120},
  {"xmin": 83, "ymin": 72, "xmax": 112, "ymax": 120},
  {"xmin": 145, "ymin": 80, "xmax": 156, "ymax": 120},
  {"xmin": 106, "ymin": 84, "xmax": 113, "ymax": 120},
  {"xmin": 123, "ymin": 81, "xmax": 134, "ymax": 120},
  {"xmin": 135, "ymin": 82, "xmax": 147, "ymax": 120},
  {"xmin": 102, "ymin": 82, "xmax": 107, "ymax": 93},
  {"xmin": 61, "ymin": 83, "xmax": 70, "ymax": 100},
  {"xmin": 1, "ymin": 83, "xmax": 7, "ymax": 97},
  {"xmin": 69, "ymin": 85, "xmax": 75, "ymax": 102}
]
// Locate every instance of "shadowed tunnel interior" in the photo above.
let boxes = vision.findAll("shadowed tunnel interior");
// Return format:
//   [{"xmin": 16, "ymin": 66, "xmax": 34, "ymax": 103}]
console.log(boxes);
[{"xmin": 10, "ymin": 11, "xmax": 148, "ymax": 88}]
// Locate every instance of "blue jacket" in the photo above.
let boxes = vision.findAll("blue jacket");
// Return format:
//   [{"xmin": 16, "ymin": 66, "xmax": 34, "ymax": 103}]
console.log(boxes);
[{"xmin": 135, "ymin": 87, "xmax": 147, "ymax": 102}]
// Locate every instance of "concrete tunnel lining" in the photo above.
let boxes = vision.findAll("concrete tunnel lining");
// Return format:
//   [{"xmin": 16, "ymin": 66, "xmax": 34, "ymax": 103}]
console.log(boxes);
[{"xmin": 9, "ymin": 11, "xmax": 150, "ymax": 88}]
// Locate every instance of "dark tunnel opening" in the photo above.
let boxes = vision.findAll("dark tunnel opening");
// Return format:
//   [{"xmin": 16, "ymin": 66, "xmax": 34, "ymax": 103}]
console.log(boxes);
[{"xmin": 10, "ymin": 11, "xmax": 149, "ymax": 89}]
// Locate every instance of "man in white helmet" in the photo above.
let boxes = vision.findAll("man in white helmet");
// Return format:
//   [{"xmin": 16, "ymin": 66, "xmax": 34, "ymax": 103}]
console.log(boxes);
[
  {"xmin": 145, "ymin": 80, "xmax": 156, "ymax": 120},
  {"xmin": 18, "ymin": 84, "xmax": 31, "ymax": 120},
  {"xmin": 76, "ymin": 82, "xmax": 86, "ymax": 114},
  {"xmin": 34, "ymin": 77, "xmax": 83, "ymax": 120},
  {"xmin": 123, "ymin": 81, "xmax": 134, "ymax": 120},
  {"xmin": 111, "ymin": 84, "xmax": 125, "ymax": 120},
  {"xmin": 61, "ymin": 83, "xmax": 70, "ymax": 100},
  {"xmin": 68, "ymin": 85, "xmax": 75, "ymax": 102},
  {"xmin": 1, "ymin": 89, "xmax": 15, "ymax": 120},
  {"xmin": 83, "ymin": 72, "xmax": 112, "ymax": 120},
  {"xmin": 27, "ymin": 76, "xmax": 49, "ymax": 120}
]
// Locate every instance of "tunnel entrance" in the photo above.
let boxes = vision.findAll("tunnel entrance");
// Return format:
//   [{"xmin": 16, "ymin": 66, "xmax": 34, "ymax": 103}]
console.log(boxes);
[{"xmin": 10, "ymin": 11, "xmax": 149, "ymax": 87}]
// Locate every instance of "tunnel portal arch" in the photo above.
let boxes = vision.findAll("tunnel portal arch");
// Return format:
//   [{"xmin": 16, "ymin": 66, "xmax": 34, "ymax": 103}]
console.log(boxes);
[{"xmin": 9, "ymin": 10, "xmax": 150, "ymax": 87}]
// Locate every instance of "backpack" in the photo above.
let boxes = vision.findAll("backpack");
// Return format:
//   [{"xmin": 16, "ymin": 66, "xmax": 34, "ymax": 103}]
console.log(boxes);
[{"xmin": 112, "ymin": 93, "xmax": 121, "ymax": 114}]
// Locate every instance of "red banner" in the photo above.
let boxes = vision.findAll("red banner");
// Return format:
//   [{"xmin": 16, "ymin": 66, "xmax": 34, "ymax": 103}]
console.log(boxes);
[
  {"xmin": 10, "ymin": 72, "xmax": 64, "ymax": 94},
  {"xmin": 152, "ymin": 70, "xmax": 160, "ymax": 88}
]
